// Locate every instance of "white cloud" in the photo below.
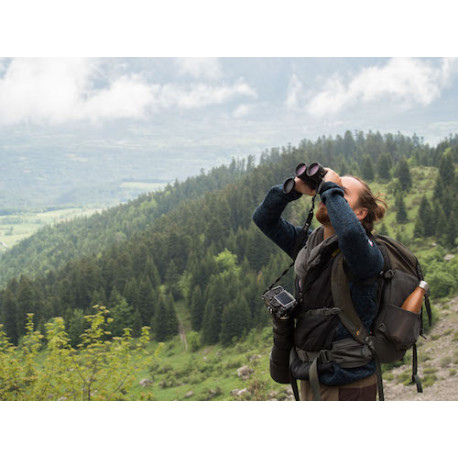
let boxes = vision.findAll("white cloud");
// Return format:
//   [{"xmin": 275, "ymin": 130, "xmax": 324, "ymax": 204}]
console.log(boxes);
[
  {"xmin": 232, "ymin": 104, "xmax": 252, "ymax": 119},
  {"xmin": 152, "ymin": 78, "xmax": 256, "ymax": 110},
  {"xmin": 305, "ymin": 57, "xmax": 458, "ymax": 117},
  {"xmin": 175, "ymin": 57, "xmax": 223, "ymax": 80},
  {"xmin": 284, "ymin": 73, "xmax": 303, "ymax": 110},
  {"xmin": 81, "ymin": 75, "xmax": 156, "ymax": 122},
  {"xmin": 0, "ymin": 58, "xmax": 256, "ymax": 125}
]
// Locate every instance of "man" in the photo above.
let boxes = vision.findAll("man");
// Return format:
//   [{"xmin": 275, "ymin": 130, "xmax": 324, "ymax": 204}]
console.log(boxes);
[{"xmin": 253, "ymin": 167, "xmax": 387, "ymax": 401}]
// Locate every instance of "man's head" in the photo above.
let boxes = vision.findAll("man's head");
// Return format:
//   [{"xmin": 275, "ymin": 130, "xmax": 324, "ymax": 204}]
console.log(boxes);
[{"xmin": 316, "ymin": 175, "xmax": 387, "ymax": 233}]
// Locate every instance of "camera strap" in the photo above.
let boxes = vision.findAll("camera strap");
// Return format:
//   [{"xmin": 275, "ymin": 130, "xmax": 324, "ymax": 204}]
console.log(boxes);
[{"xmin": 264, "ymin": 196, "xmax": 316, "ymax": 293}]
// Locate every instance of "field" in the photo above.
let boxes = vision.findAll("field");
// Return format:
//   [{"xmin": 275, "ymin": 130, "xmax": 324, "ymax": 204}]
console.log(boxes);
[
  {"xmin": 0, "ymin": 181, "xmax": 166, "ymax": 250},
  {"xmin": 0, "ymin": 207, "xmax": 103, "ymax": 249}
]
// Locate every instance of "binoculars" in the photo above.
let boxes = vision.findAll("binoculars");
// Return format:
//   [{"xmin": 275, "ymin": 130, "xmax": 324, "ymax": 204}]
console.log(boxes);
[{"xmin": 283, "ymin": 162, "xmax": 326, "ymax": 194}]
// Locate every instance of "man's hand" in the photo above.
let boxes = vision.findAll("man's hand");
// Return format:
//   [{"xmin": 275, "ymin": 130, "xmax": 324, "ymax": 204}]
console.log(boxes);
[
  {"xmin": 323, "ymin": 168, "xmax": 343, "ymax": 187},
  {"xmin": 293, "ymin": 177, "xmax": 316, "ymax": 196}
]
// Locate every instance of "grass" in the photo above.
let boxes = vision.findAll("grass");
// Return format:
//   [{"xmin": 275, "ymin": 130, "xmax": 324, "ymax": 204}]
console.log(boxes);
[{"xmin": 127, "ymin": 326, "xmax": 278, "ymax": 401}]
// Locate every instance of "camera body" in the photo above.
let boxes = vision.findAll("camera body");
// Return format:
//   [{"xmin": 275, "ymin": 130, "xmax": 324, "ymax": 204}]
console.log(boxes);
[
  {"xmin": 283, "ymin": 162, "xmax": 326, "ymax": 194},
  {"xmin": 262, "ymin": 285, "xmax": 297, "ymax": 319}
]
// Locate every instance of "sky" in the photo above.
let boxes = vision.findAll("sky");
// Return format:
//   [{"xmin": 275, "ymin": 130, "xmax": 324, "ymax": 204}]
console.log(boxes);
[
  {"xmin": 1, "ymin": 56, "xmax": 458, "ymax": 178},
  {"xmin": 1, "ymin": 2, "xmax": 457, "ymax": 183}
]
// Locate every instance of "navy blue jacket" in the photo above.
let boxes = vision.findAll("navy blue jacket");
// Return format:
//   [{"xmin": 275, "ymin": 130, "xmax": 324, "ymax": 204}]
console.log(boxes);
[{"xmin": 253, "ymin": 181, "xmax": 384, "ymax": 385}]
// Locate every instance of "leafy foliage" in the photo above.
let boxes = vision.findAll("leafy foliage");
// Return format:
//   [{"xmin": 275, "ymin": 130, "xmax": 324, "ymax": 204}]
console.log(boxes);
[{"xmin": 0, "ymin": 306, "xmax": 158, "ymax": 401}]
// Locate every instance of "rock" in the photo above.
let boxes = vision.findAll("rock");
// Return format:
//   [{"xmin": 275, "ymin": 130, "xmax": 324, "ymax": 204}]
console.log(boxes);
[
  {"xmin": 139, "ymin": 378, "xmax": 154, "ymax": 387},
  {"xmin": 185, "ymin": 391, "xmax": 194, "ymax": 398},
  {"xmin": 231, "ymin": 388, "xmax": 249, "ymax": 398},
  {"xmin": 207, "ymin": 387, "xmax": 222, "ymax": 399},
  {"xmin": 444, "ymin": 254, "xmax": 455, "ymax": 262},
  {"xmin": 237, "ymin": 365, "xmax": 254, "ymax": 380}
]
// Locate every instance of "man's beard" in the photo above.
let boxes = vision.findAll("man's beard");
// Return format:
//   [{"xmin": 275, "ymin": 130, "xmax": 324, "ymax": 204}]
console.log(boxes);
[{"xmin": 316, "ymin": 204, "xmax": 331, "ymax": 225}]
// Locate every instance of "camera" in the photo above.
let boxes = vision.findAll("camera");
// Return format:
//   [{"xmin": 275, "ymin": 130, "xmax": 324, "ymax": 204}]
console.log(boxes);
[
  {"xmin": 283, "ymin": 162, "xmax": 326, "ymax": 194},
  {"xmin": 262, "ymin": 285, "xmax": 297, "ymax": 319}
]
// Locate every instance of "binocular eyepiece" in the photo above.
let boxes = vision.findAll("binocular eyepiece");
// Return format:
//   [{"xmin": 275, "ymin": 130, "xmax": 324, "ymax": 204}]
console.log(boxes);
[{"xmin": 283, "ymin": 162, "xmax": 326, "ymax": 194}]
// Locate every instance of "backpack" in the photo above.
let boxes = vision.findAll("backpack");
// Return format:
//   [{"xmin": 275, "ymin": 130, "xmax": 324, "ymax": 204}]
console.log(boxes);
[{"xmin": 292, "ymin": 234, "xmax": 432, "ymax": 401}]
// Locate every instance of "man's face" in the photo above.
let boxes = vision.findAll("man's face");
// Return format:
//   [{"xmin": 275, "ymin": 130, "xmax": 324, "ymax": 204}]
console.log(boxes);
[{"xmin": 316, "ymin": 176, "xmax": 366, "ymax": 225}]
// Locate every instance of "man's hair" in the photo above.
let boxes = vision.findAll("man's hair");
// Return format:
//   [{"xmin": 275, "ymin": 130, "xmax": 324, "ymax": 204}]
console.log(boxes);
[{"xmin": 344, "ymin": 175, "xmax": 387, "ymax": 234}]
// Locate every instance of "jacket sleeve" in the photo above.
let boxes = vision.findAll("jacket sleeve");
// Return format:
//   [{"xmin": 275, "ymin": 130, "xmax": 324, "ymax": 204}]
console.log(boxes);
[
  {"xmin": 319, "ymin": 181, "xmax": 383, "ymax": 281},
  {"xmin": 252, "ymin": 184, "xmax": 305, "ymax": 259},
  {"xmin": 269, "ymin": 316, "xmax": 295, "ymax": 384}
]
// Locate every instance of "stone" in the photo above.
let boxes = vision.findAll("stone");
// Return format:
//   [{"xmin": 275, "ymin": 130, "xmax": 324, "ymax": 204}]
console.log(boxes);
[{"xmin": 237, "ymin": 365, "xmax": 254, "ymax": 380}]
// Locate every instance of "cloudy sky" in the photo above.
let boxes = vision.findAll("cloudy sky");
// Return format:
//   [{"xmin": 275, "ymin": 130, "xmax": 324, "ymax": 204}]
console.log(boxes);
[
  {"xmin": 1, "ymin": 3, "xmax": 457, "ymax": 182},
  {"xmin": 1, "ymin": 57, "xmax": 457, "ymax": 167}
]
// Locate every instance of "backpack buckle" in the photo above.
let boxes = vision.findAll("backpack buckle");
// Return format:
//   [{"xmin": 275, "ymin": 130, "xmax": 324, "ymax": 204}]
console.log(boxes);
[
  {"xmin": 318, "ymin": 349, "xmax": 331, "ymax": 363},
  {"xmin": 382, "ymin": 269, "xmax": 394, "ymax": 279}
]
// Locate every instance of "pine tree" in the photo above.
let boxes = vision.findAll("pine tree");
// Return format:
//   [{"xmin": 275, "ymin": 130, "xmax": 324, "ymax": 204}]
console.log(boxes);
[
  {"xmin": 417, "ymin": 196, "xmax": 435, "ymax": 237},
  {"xmin": 16, "ymin": 276, "xmax": 36, "ymax": 337},
  {"xmin": 395, "ymin": 159, "xmax": 412, "ymax": 191},
  {"xmin": 413, "ymin": 214, "xmax": 424, "ymax": 238},
  {"xmin": 219, "ymin": 296, "xmax": 250, "ymax": 346},
  {"xmin": 395, "ymin": 192, "xmax": 408, "ymax": 224},
  {"xmin": 435, "ymin": 207, "xmax": 447, "ymax": 239},
  {"xmin": 137, "ymin": 278, "xmax": 156, "ymax": 326},
  {"xmin": 190, "ymin": 285, "xmax": 204, "ymax": 331},
  {"xmin": 444, "ymin": 218, "xmax": 457, "ymax": 248},
  {"xmin": 433, "ymin": 175, "xmax": 445, "ymax": 200},
  {"xmin": 378, "ymin": 222, "xmax": 388, "ymax": 236},
  {"xmin": 131, "ymin": 307, "xmax": 143, "ymax": 338},
  {"xmin": 342, "ymin": 130, "xmax": 356, "ymax": 158},
  {"xmin": 154, "ymin": 294, "xmax": 178, "ymax": 341},
  {"xmin": 360, "ymin": 155, "xmax": 375, "ymax": 181},
  {"xmin": 164, "ymin": 260, "xmax": 182, "ymax": 300},
  {"xmin": 108, "ymin": 289, "xmax": 134, "ymax": 337},
  {"xmin": 0, "ymin": 289, "xmax": 19, "ymax": 345},
  {"xmin": 163, "ymin": 293, "xmax": 178, "ymax": 340},
  {"xmin": 376, "ymin": 153, "xmax": 392, "ymax": 180},
  {"xmin": 438, "ymin": 152, "xmax": 455, "ymax": 188},
  {"xmin": 201, "ymin": 275, "xmax": 231, "ymax": 344}
]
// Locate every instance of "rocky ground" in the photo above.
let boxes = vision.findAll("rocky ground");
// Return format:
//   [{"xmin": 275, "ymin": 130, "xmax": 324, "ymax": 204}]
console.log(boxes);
[
  {"xmin": 260, "ymin": 296, "xmax": 458, "ymax": 402},
  {"xmin": 382, "ymin": 296, "xmax": 458, "ymax": 401}
]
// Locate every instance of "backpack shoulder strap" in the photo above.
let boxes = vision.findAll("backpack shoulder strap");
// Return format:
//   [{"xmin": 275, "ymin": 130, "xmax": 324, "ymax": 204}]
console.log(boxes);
[
  {"xmin": 331, "ymin": 253, "xmax": 369, "ymax": 345},
  {"xmin": 331, "ymin": 253, "xmax": 385, "ymax": 400}
]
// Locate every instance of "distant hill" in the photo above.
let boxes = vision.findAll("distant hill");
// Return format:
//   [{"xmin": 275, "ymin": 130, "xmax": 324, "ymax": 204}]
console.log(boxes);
[{"xmin": 0, "ymin": 144, "xmax": 235, "ymax": 210}]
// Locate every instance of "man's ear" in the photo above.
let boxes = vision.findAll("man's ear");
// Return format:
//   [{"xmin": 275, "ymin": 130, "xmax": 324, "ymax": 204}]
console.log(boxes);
[{"xmin": 355, "ymin": 207, "xmax": 368, "ymax": 221}]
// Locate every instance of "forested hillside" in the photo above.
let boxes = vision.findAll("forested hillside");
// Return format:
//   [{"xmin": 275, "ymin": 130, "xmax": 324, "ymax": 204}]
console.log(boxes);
[
  {"xmin": 0, "ymin": 158, "xmax": 252, "ymax": 287},
  {"xmin": 0, "ymin": 130, "xmax": 457, "ymax": 352}
]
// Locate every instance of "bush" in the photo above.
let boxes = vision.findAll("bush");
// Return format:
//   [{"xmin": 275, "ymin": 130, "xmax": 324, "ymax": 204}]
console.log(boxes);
[
  {"xmin": 425, "ymin": 262, "xmax": 456, "ymax": 298},
  {"xmin": 0, "ymin": 306, "xmax": 156, "ymax": 401}
]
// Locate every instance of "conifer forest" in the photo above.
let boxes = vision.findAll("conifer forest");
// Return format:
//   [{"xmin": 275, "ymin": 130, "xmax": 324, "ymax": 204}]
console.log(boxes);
[{"xmin": 0, "ymin": 130, "xmax": 457, "ymax": 400}]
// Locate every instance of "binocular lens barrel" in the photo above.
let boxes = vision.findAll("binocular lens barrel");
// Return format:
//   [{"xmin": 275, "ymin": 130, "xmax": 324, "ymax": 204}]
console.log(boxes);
[
  {"xmin": 307, "ymin": 163, "xmax": 320, "ymax": 176},
  {"xmin": 295, "ymin": 163, "xmax": 307, "ymax": 177},
  {"xmin": 283, "ymin": 161, "xmax": 326, "ymax": 194}
]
